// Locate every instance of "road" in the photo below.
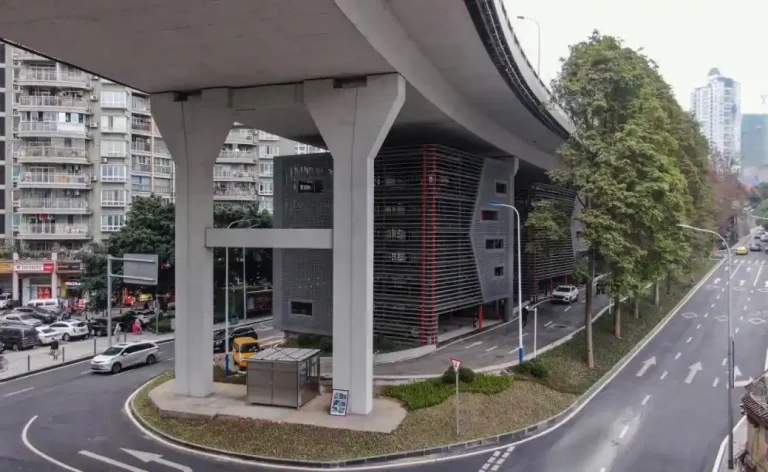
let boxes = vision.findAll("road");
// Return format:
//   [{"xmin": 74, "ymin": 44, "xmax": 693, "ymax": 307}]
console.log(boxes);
[{"xmin": 489, "ymin": 250, "xmax": 767, "ymax": 472}]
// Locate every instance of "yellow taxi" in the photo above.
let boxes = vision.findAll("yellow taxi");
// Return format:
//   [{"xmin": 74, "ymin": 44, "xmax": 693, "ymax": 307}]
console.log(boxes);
[
  {"xmin": 735, "ymin": 246, "xmax": 748, "ymax": 255},
  {"xmin": 231, "ymin": 336, "xmax": 261, "ymax": 370}
]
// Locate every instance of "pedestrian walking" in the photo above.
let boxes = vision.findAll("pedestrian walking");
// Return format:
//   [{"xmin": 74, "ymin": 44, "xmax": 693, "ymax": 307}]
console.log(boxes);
[{"xmin": 522, "ymin": 306, "xmax": 529, "ymax": 328}]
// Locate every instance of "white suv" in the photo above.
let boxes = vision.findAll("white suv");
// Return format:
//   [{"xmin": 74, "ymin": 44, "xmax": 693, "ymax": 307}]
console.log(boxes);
[
  {"xmin": 90, "ymin": 341, "xmax": 160, "ymax": 374},
  {"xmin": 552, "ymin": 285, "xmax": 580, "ymax": 304},
  {"xmin": 48, "ymin": 321, "xmax": 89, "ymax": 341}
]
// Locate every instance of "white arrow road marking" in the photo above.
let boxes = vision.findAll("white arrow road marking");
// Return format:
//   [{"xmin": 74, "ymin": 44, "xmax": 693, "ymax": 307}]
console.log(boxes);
[
  {"xmin": 713, "ymin": 377, "xmax": 720, "ymax": 388},
  {"xmin": 716, "ymin": 294, "xmax": 720, "ymax": 299},
  {"xmin": 734, "ymin": 366, "xmax": 742, "ymax": 378},
  {"xmin": 636, "ymin": 357, "xmax": 656, "ymax": 377},
  {"xmin": 735, "ymin": 377, "xmax": 755, "ymax": 388},
  {"xmin": 464, "ymin": 341, "xmax": 482, "ymax": 349},
  {"xmin": 722, "ymin": 357, "xmax": 728, "ymax": 366},
  {"xmin": 736, "ymin": 327, "xmax": 740, "ymax": 334},
  {"xmin": 79, "ymin": 451, "xmax": 147, "ymax": 472},
  {"xmin": 756, "ymin": 264, "xmax": 764, "ymax": 286},
  {"xmin": 685, "ymin": 362, "xmax": 703, "ymax": 384},
  {"xmin": 747, "ymin": 267, "xmax": 752, "ymax": 272},
  {"xmin": 121, "ymin": 449, "xmax": 192, "ymax": 472},
  {"xmin": 740, "ymin": 280, "xmax": 746, "ymax": 286},
  {"xmin": 764, "ymin": 280, "xmax": 768, "ymax": 288},
  {"xmin": 714, "ymin": 278, "xmax": 721, "ymax": 285}
]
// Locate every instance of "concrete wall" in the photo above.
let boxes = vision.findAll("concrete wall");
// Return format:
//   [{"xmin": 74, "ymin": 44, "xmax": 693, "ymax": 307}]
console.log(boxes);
[{"xmin": 470, "ymin": 158, "xmax": 512, "ymax": 302}]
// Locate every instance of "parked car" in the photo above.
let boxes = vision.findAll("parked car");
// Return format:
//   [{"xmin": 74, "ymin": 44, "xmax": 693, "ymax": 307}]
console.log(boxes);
[
  {"xmin": 750, "ymin": 242, "xmax": 761, "ymax": 251},
  {"xmin": 736, "ymin": 246, "xmax": 748, "ymax": 255},
  {"xmin": 213, "ymin": 325, "xmax": 259, "ymax": 353},
  {"xmin": 0, "ymin": 293, "xmax": 12, "ymax": 310},
  {"xmin": 13, "ymin": 306, "xmax": 58, "ymax": 324},
  {"xmin": 0, "ymin": 313, "xmax": 43, "ymax": 327},
  {"xmin": 87, "ymin": 318, "xmax": 110, "ymax": 337},
  {"xmin": 0, "ymin": 326, "xmax": 39, "ymax": 350},
  {"xmin": 90, "ymin": 341, "xmax": 160, "ymax": 374},
  {"xmin": 231, "ymin": 336, "xmax": 261, "ymax": 370},
  {"xmin": 47, "ymin": 320, "xmax": 89, "ymax": 341},
  {"xmin": 551, "ymin": 285, "xmax": 580, "ymax": 304},
  {"xmin": 35, "ymin": 326, "xmax": 62, "ymax": 345}
]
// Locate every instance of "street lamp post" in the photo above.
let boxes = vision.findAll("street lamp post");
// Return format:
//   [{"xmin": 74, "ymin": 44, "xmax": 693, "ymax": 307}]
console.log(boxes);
[
  {"xmin": 490, "ymin": 201, "xmax": 524, "ymax": 363},
  {"xmin": 677, "ymin": 223, "xmax": 734, "ymax": 469},
  {"xmin": 516, "ymin": 15, "xmax": 541, "ymax": 76},
  {"xmin": 224, "ymin": 218, "xmax": 259, "ymax": 376}
]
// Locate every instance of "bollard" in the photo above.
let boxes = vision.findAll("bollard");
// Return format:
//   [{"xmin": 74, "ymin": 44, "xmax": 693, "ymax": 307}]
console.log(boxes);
[
  {"xmin": 27, "ymin": 354, "xmax": 31, "ymax": 372},
  {"xmin": 93, "ymin": 337, "xmax": 97, "ymax": 355},
  {"xmin": 62, "ymin": 346, "xmax": 65, "ymax": 363}
]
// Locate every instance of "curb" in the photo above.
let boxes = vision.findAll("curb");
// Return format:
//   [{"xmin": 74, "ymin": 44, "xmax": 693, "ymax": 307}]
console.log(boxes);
[
  {"xmin": 0, "ymin": 337, "xmax": 176, "ymax": 384},
  {"xmin": 128, "ymin": 258, "xmax": 723, "ymax": 469}
]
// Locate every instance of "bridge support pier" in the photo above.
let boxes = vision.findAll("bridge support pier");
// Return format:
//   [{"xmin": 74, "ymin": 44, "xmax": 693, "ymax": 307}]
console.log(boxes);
[
  {"xmin": 152, "ymin": 89, "xmax": 235, "ymax": 398},
  {"xmin": 506, "ymin": 157, "xmax": 519, "ymax": 320},
  {"xmin": 304, "ymin": 74, "xmax": 405, "ymax": 415}
]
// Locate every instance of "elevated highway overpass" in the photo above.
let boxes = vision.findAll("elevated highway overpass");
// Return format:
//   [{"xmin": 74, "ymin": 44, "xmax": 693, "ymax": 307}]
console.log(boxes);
[{"xmin": 1, "ymin": 0, "xmax": 573, "ymax": 415}]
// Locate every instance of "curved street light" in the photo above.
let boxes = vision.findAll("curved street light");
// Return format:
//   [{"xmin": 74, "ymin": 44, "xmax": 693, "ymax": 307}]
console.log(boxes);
[{"xmin": 516, "ymin": 15, "xmax": 541, "ymax": 76}]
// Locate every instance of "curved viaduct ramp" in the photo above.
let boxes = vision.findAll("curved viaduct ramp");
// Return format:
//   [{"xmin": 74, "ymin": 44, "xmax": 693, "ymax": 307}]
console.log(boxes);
[{"xmin": 0, "ymin": 0, "xmax": 571, "ymax": 170}]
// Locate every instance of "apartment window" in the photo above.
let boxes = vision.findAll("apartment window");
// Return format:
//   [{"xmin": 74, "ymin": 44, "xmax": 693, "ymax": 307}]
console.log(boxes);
[
  {"xmin": 101, "ymin": 90, "xmax": 127, "ymax": 108},
  {"xmin": 259, "ymin": 162, "xmax": 273, "ymax": 175},
  {"xmin": 259, "ymin": 145, "xmax": 280, "ymax": 157},
  {"xmin": 485, "ymin": 238, "xmax": 505, "ymax": 250},
  {"xmin": 494, "ymin": 266, "xmax": 505, "ymax": 278},
  {"xmin": 259, "ymin": 181, "xmax": 274, "ymax": 195},
  {"xmin": 101, "ymin": 189, "xmax": 126, "ymax": 206},
  {"xmin": 0, "ymin": 145, "xmax": 4, "ymax": 162},
  {"xmin": 12, "ymin": 215, "xmax": 20, "ymax": 231},
  {"xmin": 495, "ymin": 180, "xmax": 508, "ymax": 196},
  {"xmin": 289, "ymin": 300, "xmax": 313, "ymax": 317},
  {"xmin": 101, "ymin": 115, "xmax": 127, "ymax": 132},
  {"xmin": 101, "ymin": 213, "xmax": 125, "ymax": 232},
  {"xmin": 0, "ymin": 92, "xmax": 5, "ymax": 112},
  {"xmin": 260, "ymin": 198, "xmax": 273, "ymax": 213},
  {"xmin": 100, "ymin": 164, "xmax": 127, "ymax": 182},
  {"xmin": 480, "ymin": 209, "xmax": 499, "ymax": 221},
  {"xmin": 101, "ymin": 140, "xmax": 127, "ymax": 157}
]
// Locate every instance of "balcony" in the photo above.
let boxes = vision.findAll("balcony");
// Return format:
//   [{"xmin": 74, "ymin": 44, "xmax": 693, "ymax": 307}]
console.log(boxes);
[
  {"xmin": 100, "ymin": 147, "xmax": 128, "ymax": 159},
  {"xmin": 17, "ymin": 122, "xmax": 88, "ymax": 138},
  {"xmin": 16, "ymin": 69, "xmax": 90, "ymax": 88},
  {"xmin": 226, "ymin": 129, "xmax": 255, "ymax": 145},
  {"xmin": 132, "ymin": 183, "xmax": 152, "ymax": 193},
  {"xmin": 16, "ymin": 223, "xmax": 91, "ymax": 240},
  {"xmin": 12, "ymin": 50, "xmax": 50, "ymax": 61},
  {"xmin": 14, "ymin": 146, "xmax": 90, "ymax": 165},
  {"xmin": 259, "ymin": 167, "xmax": 274, "ymax": 178},
  {"xmin": 213, "ymin": 169, "xmax": 256, "ymax": 182},
  {"xmin": 17, "ymin": 172, "xmax": 92, "ymax": 189},
  {"xmin": 213, "ymin": 187, "xmax": 257, "ymax": 202},
  {"xmin": 16, "ymin": 96, "xmax": 89, "ymax": 113},
  {"xmin": 217, "ymin": 151, "xmax": 257, "ymax": 163},
  {"xmin": 132, "ymin": 163, "xmax": 151, "ymax": 174},
  {"xmin": 154, "ymin": 166, "xmax": 173, "ymax": 178},
  {"xmin": 131, "ymin": 100, "xmax": 151, "ymax": 115},
  {"xmin": 101, "ymin": 199, "xmax": 127, "ymax": 208},
  {"xmin": 131, "ymin": 142, "xmax": 151, "ymax": 155},
  {"xmin": 131, "ymin": 121, "xmax": 152, "ymax": 136},
  {"xmin": 14, "ymin": 198, "xmax": 90, "ymax": 215},
  {"xmin": 258, "ymin": 131, "xmax": 280, "ymax": 141}
]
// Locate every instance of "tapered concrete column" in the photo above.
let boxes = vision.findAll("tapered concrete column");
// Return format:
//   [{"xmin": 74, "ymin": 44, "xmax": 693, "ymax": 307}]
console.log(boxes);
[
  {"xmin": 304, "ymin": 74, "xmax": 405, "ymax": 415},
  {"xmin": 50, "ymin": 252, "xmax": 58, "ymax": 298},
  {"xmin": 12, "ymin": 253, "xmax": 19, "ymax": 302},
  {"xmin": 151, "ymin": 89, "xmax": 234, "ymax": 397},
  {"xmin": 507, "ymin": 157, "xmax": 519, "ymax": 319}
]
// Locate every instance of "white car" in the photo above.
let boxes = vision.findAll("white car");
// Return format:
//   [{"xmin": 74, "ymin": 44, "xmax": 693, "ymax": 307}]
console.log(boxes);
[
  {"xmin": 35, "ymin": 326, "xmax": 62, "ymax": 345},
  {"xmin": 0, "ymin": 313, "xmax": 43, "ymax": 327},
  {"xmin": 552, "ymin": 285, "xmax": 580, "ymax": 304},
  {"xmin": 47, "ymin": 320, "xmax": 89, "ymax": 341},
  {"xmin": 90, "ymin": 341, "xmax": 160, "ymax": 374}
]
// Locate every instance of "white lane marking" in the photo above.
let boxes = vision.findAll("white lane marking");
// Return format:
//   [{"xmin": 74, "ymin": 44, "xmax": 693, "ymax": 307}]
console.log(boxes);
[
  {"xmin": 22, "ymin": 416, "xmax": 83, "ymax": 472},
  {"xmin": 564, "ymin": 306, "xmax": 571, "ymax": 312},
  {"xmin": 754, "ymin": 264, "xmax": 763, "ymax": 287},
  {"xmin": 636, "ymin": 357, "xmax": 656, "ymax": 377},
  {"xmin": 522, "ymin": 332, "xmax": 529, "ymax": 338},
  {"xmin": 714, "ymin": 278, "xmax": 721, "ymax": 284},
  {"xmin": 167, "ymin": 357, "xmax": 174, "ymax": 361},
  {"xmin": 731, "ymin": 264, "xmax": 742, "ymax": 280},
  {"xmin": 465, "ymin": 341, "xmax": 483, "ymax": 349},
  {"xmin": 685, "ymin": 362, "xmax": 703, "ymax": 384},
  {"xmin": 675, "ymin": 352, "xmax": 681, "ymax": 360},
  {"xmin": 740, "ymin": 316, "xmax": 744, "ymax": 321},
  {"xmin": 641, "ymin": 394, "xmax": 651, "ymax": 405},
  {"xmin": 765, "ymin": 347, "xmax": 768, "ymax": 371},
  {"xmin": 660, "ymin": 370, "xmax": 668, "ymax": 380},
  {"xmin": 747, "ymin": 267, "xmax": 752, "ymax": 272},
  {"xmin": 78, "ymin": 451, "xmax": 147, "ymax": 472},
  {"xmin": 713, "ymin": 377, "xmax": 720, "ymax": 388},
  {"xmin": 711, "ymin": 303, "xmax": 716, "ymax": 308},
  {"xmin": 744, "ymin": 306, "xmax": 748, "ymax": 311},
  {"xmin": 686, "ymin": 337, "xmax": 693, "ymax": 343},
  {"xmin": 748, "ymin": 297, "xmax": 752, "ymax": 302},
  {"xmin": 696, "ymin": 324, "xmax": 701, "ymax": 330},
  {"xmin": 722, "ymin": 357, "xmax": 728, "ymax": 366},
  {"xmin": 507, "ymin": 349, "xmax": 519, "ymax": 355},
  {"xmin": 618, "ymin": 425, "xmax": 629, "ymax": 439},
  {"xmin": 544, "ymin": 321, "xmax": 553, "ymax": 328},
  {"xmin": 4, "ymin": 387, "xmax": 33, "ymax": 397},
  {"xmin": 735, "ymin": 327, "xmax": 740, "ymax": 334},
  {"xmin": 478, "ymin": 446, "xmax": 514, "ymax": 472},
  {"xmin": 485, "ymin": 346, "xmax": 498, "ymax": 352},
  {"xmin": 740, "ymin": 279, "xmax": 746, "ymax": 286},
  {"xmin": 716, "ymin": 294, "xmax": 720, "ymax": 300},
  {"xmin": 704, "ymin": 313, "xmax": 709, "ymax": 318}
]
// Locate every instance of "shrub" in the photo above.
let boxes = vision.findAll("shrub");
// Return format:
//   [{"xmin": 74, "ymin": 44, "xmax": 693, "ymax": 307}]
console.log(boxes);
[
  {"xmin": 383, "ymin": 373, "xmax": 513, "ymax": 410},
  {"xmin": 441, "ymin": 365, "xmax": 475, "ymax": 384},
  {"xmin": 516, "ymin": 358, "xmax": 549, "ymax": 379},
  {"xmin": 212, "ymin": 365, "xmax": 246, "ymax": 385}
]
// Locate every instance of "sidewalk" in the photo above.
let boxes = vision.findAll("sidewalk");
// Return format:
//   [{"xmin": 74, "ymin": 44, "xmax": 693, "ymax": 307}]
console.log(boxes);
[
  {"xmin": 0, "ymin": 316, "xmax": 273, "ymax": 381},
  {"xmin": 713, "ymin": 417, "xmax": 747, "ymax": 472}
]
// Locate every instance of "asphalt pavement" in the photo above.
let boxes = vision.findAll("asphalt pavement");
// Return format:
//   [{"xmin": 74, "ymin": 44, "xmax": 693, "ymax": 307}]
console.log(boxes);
[{"xmin": 490, "ymin": 250, "xmax": 768, "ymax": 472}]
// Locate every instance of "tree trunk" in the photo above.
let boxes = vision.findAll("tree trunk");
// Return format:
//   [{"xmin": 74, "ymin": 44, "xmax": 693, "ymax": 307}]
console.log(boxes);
[
  {"xmin": 633, "ymin": 297, "xmax": 640, "ymax": 319},
  {"xmin": 653, "ymin": 283, "xmax": 660, "ymax": 306},
  {"xmin": 613, "ymin": 296, "xmax": 622, "ymax": 338},
  {"xmin": 584, "ymin": 252, "xmax": 595, "ymax": 368}
]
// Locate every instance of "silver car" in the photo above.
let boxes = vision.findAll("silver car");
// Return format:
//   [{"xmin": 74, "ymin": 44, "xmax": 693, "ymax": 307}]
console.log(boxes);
[
  {"xmin": 0, "ymin": 313, "xmax": 42, "ymax": 327},
  {"xmin": 90, "ymin": 341, "xmax": 160, "ymax": 374}
]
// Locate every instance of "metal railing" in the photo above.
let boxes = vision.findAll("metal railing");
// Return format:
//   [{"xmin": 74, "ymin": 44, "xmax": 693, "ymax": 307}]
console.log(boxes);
[
  {"xmin": 18, "ymin": 172, "xmax": 92, "ymax": 185},
  {"xmin": 18, "ymin": 223, "xmax": 89, "ymax": 236},
  {"xmin": 131, "ymin": 122, "xmax": 152, "ymax": 133},
  {"xmin": 16, "ymin": 96, "xmax": 88, "ymax": 109},
  {"xmin": 132, "ymin": 163, "xmax": 152, "ymax": 173},
  {"xmin": 17, "ymin": 69, "xmax": 89, "ymax": 86},
  {"xmin": 15, "ymin": 146, "xmax": 88, "ymax": 159},
  {"xmin": 214, "ymin": 188, "xmax": 255, "ymax": 198},
  {"xmin": 218, "ymin": 151, "xmax": 257, "ymax": 162},
  {"xmin": 131, "ymin": 142, "xmax": 151, "ymax": 153},
  {"xmin": 18, "ymin": 122, "xmax": 87, "ymax": 135},
  {"xmin": 132, "ymin": 184, "xmax": 151, "ymax": 193},
  {"xmin": 15, "ymin": 198, "xmax": 88, "ymax": 210},
  {"xmin": 213, "ymin": 170, "xmax": 256, "ymax": 180}
]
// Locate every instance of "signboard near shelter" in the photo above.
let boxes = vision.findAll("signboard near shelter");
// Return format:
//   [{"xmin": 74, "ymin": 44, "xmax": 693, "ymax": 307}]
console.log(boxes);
[
  {"xmin": 15, "ymin": 262, "xmax": 54, "ymax": 273},
  {"xmin": 329, "ymin": 389, "xmax": 349, "ymax": 416},
  {"xmin": 57, "ymin": 261, "xmax": 82, "ymax": 273},
  {"xmin": 123, "ymin": 253, "xmax": 158, "ymax": 286}
]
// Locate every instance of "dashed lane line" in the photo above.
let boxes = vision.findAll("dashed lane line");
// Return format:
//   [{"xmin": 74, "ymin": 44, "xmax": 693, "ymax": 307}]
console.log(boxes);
[
  {"xmin": 675, "ymin": 352, "xmax": 681, "ymax": 360},
  {"xmin": 660, "ymin": 371, "xmax": 668, "ymax": 380},
  {"xmin": 478, "ymin": 446, "xmax": 514, "ymax": 472},
  {"xmin": 485, "ymin": 346, "xmax": 498, "ymax": 352}
]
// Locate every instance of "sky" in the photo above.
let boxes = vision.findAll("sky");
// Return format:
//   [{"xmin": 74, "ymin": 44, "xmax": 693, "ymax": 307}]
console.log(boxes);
[{"xmin": 506, "ymin": 0, "xmax": 768, "ymax": 114}]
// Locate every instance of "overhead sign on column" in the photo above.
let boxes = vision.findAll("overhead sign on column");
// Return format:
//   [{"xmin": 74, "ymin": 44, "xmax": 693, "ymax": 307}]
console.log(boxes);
[
  {"xmin": 123, "ymin": 253, "xmax": 159, "ymax": 286},
  {"xmin": 14, "ymin": 262, "xmax": 55, "ymax": 273}
]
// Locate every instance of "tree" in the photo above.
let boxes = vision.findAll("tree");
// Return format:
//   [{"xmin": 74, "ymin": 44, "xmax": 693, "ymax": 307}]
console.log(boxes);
[{"xmin": 78, "ymin": 243, "xmax": 112, "ymax": 313}]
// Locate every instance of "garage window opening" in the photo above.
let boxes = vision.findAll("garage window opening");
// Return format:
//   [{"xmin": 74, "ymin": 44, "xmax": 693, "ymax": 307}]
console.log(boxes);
[
  {"xmin": 290, "ymin": 301, "xmax": 313, "ymax": 317},
  {"xmin": 481, "ymin": 210, "xmax": 499, "ymax": 221},
  {"xmin": 495, "ymin": 181, "xmax": 508, "ymax": 196},
  {"xmin": 486, "ymin": 238, "xmax": 504, "ymax": 250},
  {"xmin": 494, "ymin": 266, "xmax": 505, "ymax": 278}
]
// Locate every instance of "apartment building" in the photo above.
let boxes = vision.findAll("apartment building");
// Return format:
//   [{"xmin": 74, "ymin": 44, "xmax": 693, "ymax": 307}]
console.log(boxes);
[
  {"xmin": 0, "ymin": 45, "xmax": 11, "ymax": 243},
  {"xmin": 255, "ymin": 136, "xmax": 325, "ymax": 213},
  {"xmin": 691, "ymin": 67, "xmax": 742, "ymax": 173}
]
